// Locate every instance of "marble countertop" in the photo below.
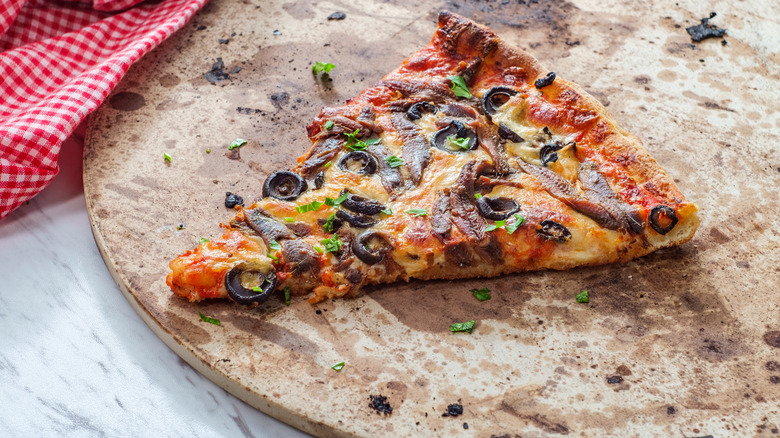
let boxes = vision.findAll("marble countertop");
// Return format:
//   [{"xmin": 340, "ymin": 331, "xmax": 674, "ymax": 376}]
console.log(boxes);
[{"xmin": 0, "ymin": 128, "xmax": 308, "ymax": 437}]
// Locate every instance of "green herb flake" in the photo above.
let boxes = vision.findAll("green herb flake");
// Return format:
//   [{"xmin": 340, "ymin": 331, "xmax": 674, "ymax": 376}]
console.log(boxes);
[
  {"xmin": 284, "ymin": 286, "xmax": 291, "ymax": 306},
  {"xmin": 450, "ymin": 320, "xmax": 476, "ymax": 334},
  {"xmin": 381, "ymin": 207, "xmax": 392, "ymax": 215},
  {"xmin": 312, "ymin": 61, "xmax": 336, "ymax": 75},
  {"xmin": 447, "ymin": 135, "xmax": 471, "ymax": 150},
  {"xmin": 576, "ymin": 289, "xmax": 589, "ymax": 303},
  {"xmin": 447, "ymin": 75, "xmax": 472, "ymax": 99},
  {"xmin": 267, "ymin": 254, "xmax": 278, "ymax": 262},
  {"xmin": 474, "ymin": 193, "xmax": 482, "ymax": 199},
  {"xmin": 322, "ymin": 212, "xmax": 337, "ymax": 233},
  {"xmin": 364, "ymin": 138, "xmax": 381, "ymax": 145},
  {"xmin": 176, "ymin": 224, "xmax": 185, "ymax": 230},
  {"xmin": 320, "ymin": 234, "xmax": 343, "ymax": 253},
  {"xmin": 343, "ymin": 129, "xmax": 364, "ymax": 151},
  {"xmin": 484, "ymin": 223, "xmax": 497, "ymax": 232},
  {"xmin": 324, "ymin": 120, "xmax": 334, "ymax": 130},
  {"xmin": 268, "ymin": 241, "xmax": 282, "ymax": 251},
  {"xmin": 206, "ymin": 148, "xmax": 211, "ymax": 154},
  {"xmin": 324, "ymin": 161, "xmax": 332, "ymax": 168},
  {"xmin": 324, "ymin": 192, "xmax": 348, "ymax": 207},
  {"xmin": 314, "ymin": 246, "xmax": 324, "ymax": 254},
  {"xmin": 471, "ymin": 288, "xmax": 491, "ymax": 301},
  {"xmin": 228, "ymin": 138, "xmax": 248, "ymax": 151},
  {"xmin": 296, "ymin": 200, "xmax": 324, "ymax": 214},
  {"xmin": 199, "ymin": 312, "xmax": 221, "ymax": 326},
  {"xmin": 331, "ymin": 361, "xmax": 345, "ymax": 371},
  {"xmin": 386, "ymin": 155, "xmax": 404, "ymax": 168},
  {"xmin": 505, "ymin": 214, "xmax": 526, "ymax": 235},
  {"xmin": 199, "ymin": 237, "xmax": 210, "ymax": 244},
  {"xmin": 163, "ymin": 153, "xmax": 172, "ymax": 162},
  {"xmin": 285, "ymin": 217, "xmax": 295, "ymax": 222},
  {"xmin": 406, "ymin": 208, "xmax": 427, "ymax": 217}
]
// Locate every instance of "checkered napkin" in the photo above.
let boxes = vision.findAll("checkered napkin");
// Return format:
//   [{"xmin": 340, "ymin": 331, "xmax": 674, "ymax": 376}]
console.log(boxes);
[{"xmin": 0, "ymin": 0, "xmax": 207, "ymax": 220}]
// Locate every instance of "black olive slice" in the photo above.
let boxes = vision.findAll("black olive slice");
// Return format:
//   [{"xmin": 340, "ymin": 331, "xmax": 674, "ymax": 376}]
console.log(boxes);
[
  {"xmin": 536, "ymin": 220, "xmax": 571, "ymax": 242},
  {"xmin": 262, "ymin": 170, "xmax": 308, "ymax": 201},
  {"xmin": 224, "ymin": 264, "xmax": 277, "ymax": 305},
  {"xmin": 476, "ymin": 196, "xmax": 520, "ymax": 221},
  {"xmin": 342, "ymin": 192, "xmax": 386, "ymax": 216},
  {"xmin": 337, "ymin": 151, "xmax": 378, "ymax": 175},
  {"xmin": 482, "ymin": 86, "xmax": 517, "ymax": 116},
  {"xmin": 648, "ymin": 205, "xmax": 678, "ymax": 235},
  {"xmin": 498, "ymin": 122, "xmax": 524, "ymax": 143},
  {"xmin": 313, "ymin": 171, "xmax": 325, "ymax": 190},
  {"xmin": 534, "ymin": 72, "xmax": 556, "ymax": 89},
  {"xmin": 335, "ymin": 209, "xmax": 377, "ymax": 228},
  {"xmin": 433, "ymin": 120, "xmax": 477, "ymax": 153},
  {"xmin": 407, "ymin": 101, "xmax": 437, "ymax": 121},
  {"xmin": 539, "ymin": 144, "xmax": 563, "ymax": 166},
  {"xmin": 353, "ymin": 231, "xmax": 393, "ymax": 265}
]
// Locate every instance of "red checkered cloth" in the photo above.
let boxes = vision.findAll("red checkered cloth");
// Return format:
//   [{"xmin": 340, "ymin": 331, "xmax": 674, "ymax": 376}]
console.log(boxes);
[{"xmin": 0, "ymin": 0, "xmax": 207, "ymax": 220}]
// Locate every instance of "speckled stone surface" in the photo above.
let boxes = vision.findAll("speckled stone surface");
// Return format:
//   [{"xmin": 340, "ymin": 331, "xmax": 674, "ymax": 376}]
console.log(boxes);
[{"xmin": 84, "ymin": 0, "xmax": 780, "ymax": 436}]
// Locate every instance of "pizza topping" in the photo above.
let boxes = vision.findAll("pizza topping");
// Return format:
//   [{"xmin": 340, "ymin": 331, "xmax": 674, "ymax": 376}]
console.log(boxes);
[
  {"xmin": 225, "ymin": 264, "xmax": 277, "ymax": 305},
  {"xmin": 505, "ymin": 214, "xmax": 525, "ymax": 234},
  {"xmin": 321, "ymin": 212, "xmax": 339, "ymax": 232},
  {"xmin": 338, "ymin": 150, "xmax": 378, "ymax": 175},
  {"xmin": 649, "ymin": 205, "xmax": 678, "ymax": 235},
  {"xmin": 539, "ymin": 143, "xmax": 563, "ymax": 166},
  {"xmin": 447, "ymin": 75, "xmax": 472, "ymax": 99},
  {"xmin": 406, "ymin": 101, "xmax": 437, "ymax": 121},
  {"xmin": 335, "ymin": 209, "xmax": 377, "ymax": 229},
  {"xmin": 536, "ymin": 220, "xmax": 572, "ymax": 242},
  {"xmin": 385, "ymin": 155, "xmax": 404, "ymax": 168},
  {"xmin": 476, "ymin": 196, "xmax": 520, "ymax": 221},
  {"xmin": 431, "ymin": 191, "xmax": 453, "ymax": 241},
  {"xmin": 353, "ymin": 231, "xmax": 393, "ymax": 265},
  {"xmin": 391, "ymin": 113, "xmax": 430, "ymax": 187},
  {"xmin": 244, "ymin": 209, "xmax": 294, "ymax": 244},
  {"xmin": 320, "ymin": 234, "xmax": 343, "ymax": 253},
  {"xmin": 534, "ymin": 72, "xmax": 556, "ymax": 89},
  {"xmin": 482, "ymin": 86, "xmax": 517, "ymax": 117},
  {"xmin": 497, "ymin": 122, "xmax": 524, "ymax": 143},
  {"xmin": 263, "ymin": 170, "xmax": 308, "ymax": 201},
  {"xmin": 313, "ymin": 171, "xmax": 325, "ymax": 190},
  {"xmin": 297, "ymin": 137, "xmax": 342, "ymax": 178},
  {"xmin": 433, "ymin": 120, "xmax": 477, "ymax": 152},
  {"xmin": 281, "ymin": 240, "xmax": 321, "ymax": 276},
  {"xmin": 366, "ymin": 142, "xmax": 405, "ymax": 194},
  {"xmin": 440, "ymin": 102, "xmax": 479, "ymax": 119},
  {"xmin": 342, "ymin": 192, "xmax": 386, "ymax": 216},
  {"xmin": 578, "ymin": 162, "xmax": 645, "ymax": 234}
]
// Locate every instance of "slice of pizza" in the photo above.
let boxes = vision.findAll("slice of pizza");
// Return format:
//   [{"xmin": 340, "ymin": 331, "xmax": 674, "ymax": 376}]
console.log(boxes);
[{"xmin": 167, "ymin": 11, "xmax": 698, "ymax": 305}]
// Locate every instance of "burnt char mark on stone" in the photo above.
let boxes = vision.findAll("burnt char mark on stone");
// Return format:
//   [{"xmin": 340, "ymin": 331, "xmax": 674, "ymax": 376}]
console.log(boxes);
[
  {"xmin": 499, "ymin": 401, "xmax": 570, "ymax": 435},
  {"xmin": 368, "ymin": 395, "xmax": 393, "ymax": 415},
  {"xmin": 204, "ymin": 57, "xmax": 230, "ymax": 84},
  {"xmin": 764, "ymin": 331, "xmax": 780, "ymax": 348},
  {"xmin": 270, "ymin": 91, "xmax": 290, "ymax": 110},
  {"xmin": 109, "ymin": 92, "xmax": 146, "ymax": 111},
  {"xmin": 686, "ymin": 12, "xmax": 726, "ymax": 42},
  {"xmin": 229, "ymin": 316, "xmax": 319, "ymax": 356}
]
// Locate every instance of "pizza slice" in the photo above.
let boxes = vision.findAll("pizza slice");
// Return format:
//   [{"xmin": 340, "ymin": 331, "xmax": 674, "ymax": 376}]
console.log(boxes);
[{"xmin": 167, "ymin": 11, "xmax": 698, "ymax": 305}]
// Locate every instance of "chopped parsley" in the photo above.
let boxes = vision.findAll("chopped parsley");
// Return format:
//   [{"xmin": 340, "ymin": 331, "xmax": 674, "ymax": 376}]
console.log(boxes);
[
  {"xmin": 344, "ymin": 129, "xmax": 381, "ymax": 151},
  {"xmin": 324, "ymin": 161, "xmax": 332, "ymax": 168},
  {"xmin": 385, "ymin": 155, "xmax": 404, "ymax": 168},
  {"xmin": 285, "ymin": 217, "xmax": 295, "ymax": 222},
  {"xmin": 447, "ymin": 136, "xmax": 471, "ymax": 150},
  {"xmin": 312, "ymin": 61, "xmax": 336, "ymax": 75},
  {"xmin": 164, "ymin": 153, "xmax": 172, "ymax": 162},
  {"xmin": 267, "ymin": 240, "xmax": 281, "ymax": 261},
  {"xmin": 406, "ymin": 208, "xmax": 427, "ymax": 217},
  {"xmin": 320, "ymin": 234, "xmax": 342, "ymax": 253},
  {"xmin": 447, "ymin": 75, "xmax": 472, "ymax": 99},
  {"xmin": 199, "ymin": 312, "xmax": 220, "ymax": 326},
  {"xmin": 199, "ymin": 237, "xmax": 210, "ymax": 244},
  {"xmin": 324, "ymin": 192, "xmax": 348, "ymax": 207},
  {"xmin": 228, "ymin": 138, "xmax": 247, "ymax": 150},
  {"xmin": 331, "ymin": 361, "xmax": 345, "ymax": 371},
  {"xmin": 322, "ymin": 212, "xmax": 337, "ymax": 233},
  {"xmin": 474, "ymin": 193, "xmax": 482, "ymax": 199},
  {"xmin": 576, "ymin": 289, "xmax": 589, "ymax": 303},
  {"xmin": 450, "ymin": 320, "xmax": 476, "ymax": 334},
  {"xmin": 381, "ymin": 207, "xmax": 392, "ymax": 215},
  {"xmin": 324, "ymin": 120, "xmax": 334, "ymax": 130},
  {"xmin": 284, "ymin": 286, "xmax": 291, "ymax": 306},
  {"xmin": 505, "ymin": 214, "xmax": 525, "ymax": 234},
  {"xmin": 484, "ymin": 219, "xmax": 507, "ymax": 232},
  {"xmin": 314, "ymin": 246, "xmax": 324, "ymax": 253},
  {"xmin": 296, "ymin": 200, "xmax": 324, "ymax": 213},
  {"xmin": 471, "ymin": 288, "xmax": 491, "ymax": 301}
]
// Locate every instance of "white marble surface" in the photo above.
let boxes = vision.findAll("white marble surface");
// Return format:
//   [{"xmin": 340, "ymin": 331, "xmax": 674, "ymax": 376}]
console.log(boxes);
[{"xmin": 0, "ymin": 127, "xmax": 309, "ymax": 437}]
